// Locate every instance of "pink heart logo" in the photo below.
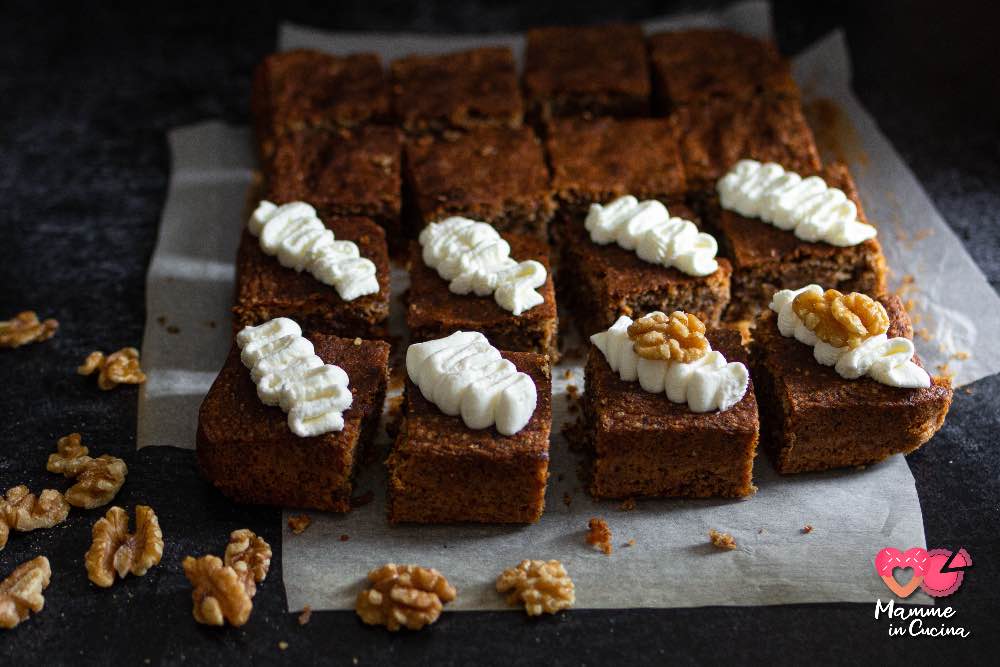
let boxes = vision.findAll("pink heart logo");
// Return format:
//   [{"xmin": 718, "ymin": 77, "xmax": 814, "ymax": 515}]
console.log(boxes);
[{"xmin": 875, "ymin": 547, "xmax": 928, "ymax": 598}]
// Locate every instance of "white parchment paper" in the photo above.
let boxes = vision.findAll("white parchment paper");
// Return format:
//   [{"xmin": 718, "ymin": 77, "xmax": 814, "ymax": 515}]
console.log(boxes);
[{"xmin": 138, "ymin": 1, "xmax": 1000, "ymax": 610}]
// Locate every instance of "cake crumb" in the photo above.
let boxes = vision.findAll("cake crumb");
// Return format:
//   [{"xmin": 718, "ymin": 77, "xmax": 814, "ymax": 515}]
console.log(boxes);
[
  {"xmin": 623, "ymin": 539, "xmax": 636, "ymax": 548},
  {"xmin": 952, "ymin": 351, "xmax": 970, "ymax": 361},
  {"xmin": 936, "ymin": 363, "xmax": 955, "ymax": 380},
  {"xmin": 563, "ymin": 492, "xmax": 572, "ymax": 507},
  {"xmin": 566, "ymin": 384, "xmax": 579, "ymax": 399},
  {"xmin": 563, "ymin": 369, "xmax": 574, "ymax": 380},
  {"xmin": 963, "ymin": 387, "xmax": 974, "ymax": 395},
  {"xmin": 353, "ymin": 337, "xmax": 362, "ymax": 346},
  {"xmin": 278, "ymin": 641, "xmax": 288, "ymax": 650},
  {"xmin": 801, "ymin": 524, "xmax": 813, "ymax": 534},
  {"xmin": 156, "ymin": 316, "xmax": 167, "ymax": 326},
  {"xmin": 339, "ymin": 534, "xmax": 350, "ymax": 542},
  {"xmin": 586, "ymin": 518, "xmax": 612, "ymax": 555},
  {"xmin": 708, "ymin": 529, "xmax": 737, "ymax": 551},
  {"xmin": 206, "ymin": 320, "xmax": 217, "ymax": 329},
  {"xmin": 916, "ymin": 327, "xmax": 931, "ymax": 342},
  {"xmin": 166, "ymin": 325, "xmax": 180, "ymax": 334},
  {"xmin": 288, "ymin": 514, "xmax": 311, "ymax": 535},
  {"xmin": 617, "ymin": 498, "xmax": 636, "ymax": 512},
  {"xmin": 297, "ymin": 605, "xmax": 312, "ymax": 625}
]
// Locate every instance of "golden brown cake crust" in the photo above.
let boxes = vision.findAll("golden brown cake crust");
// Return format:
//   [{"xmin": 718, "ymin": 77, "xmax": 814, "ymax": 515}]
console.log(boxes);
[{"xmin": 197, "ymin": 334, "xmax": 390, "ymax": 511}]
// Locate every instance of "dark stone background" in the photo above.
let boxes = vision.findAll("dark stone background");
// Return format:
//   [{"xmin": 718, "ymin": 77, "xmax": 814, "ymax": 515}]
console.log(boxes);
[{"xmin": 1, "ymin": 1, "xmax": 997, "ymax": 664}]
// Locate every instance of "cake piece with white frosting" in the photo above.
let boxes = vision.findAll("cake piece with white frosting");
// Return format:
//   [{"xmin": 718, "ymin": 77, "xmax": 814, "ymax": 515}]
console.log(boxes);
[
  {"xmin": 387, "ymin": 332, "xmax": 552, "ymax": 524},
  {"xmin": 571, "ymin": 313, "xmax": 759, "ymax": 499},
  {"xmin": 556, "ymin": 198, "xmax": 731, "ymax": 338},
  {"xmin": 407, "ymin": 220, "xmax": 558, "ymax": 358},
  {"xmin": 709, "ymin": 161, "xmax": 887, "ymax": 323},
  {"xmin": 197, "ymin": 327, "xmax": 390, "ymax": 512},
  {"xmin": 753, "ymin": 289, "xmax": 952, "ymax": 474}
]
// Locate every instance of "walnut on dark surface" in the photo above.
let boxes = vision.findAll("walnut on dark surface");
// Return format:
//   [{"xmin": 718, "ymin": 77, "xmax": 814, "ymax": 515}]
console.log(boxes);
[{"xmin": 85, "ymin": 505, "xmax": 164, "ymax": 588}]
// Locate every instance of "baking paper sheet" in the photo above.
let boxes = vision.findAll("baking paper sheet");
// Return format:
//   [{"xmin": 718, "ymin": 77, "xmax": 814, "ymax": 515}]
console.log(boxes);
[{"xmin": 138, "ymin": 1, "xmax": 1000, "ymax": 610}]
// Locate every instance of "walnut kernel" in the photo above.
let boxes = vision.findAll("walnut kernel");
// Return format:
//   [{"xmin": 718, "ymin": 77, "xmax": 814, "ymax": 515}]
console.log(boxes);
[
  {"xmin": 47, "ymin": 432, "xmax": 93, "ymax": 477},
  {"xmin": 355, "ymin": 564, "xmax": 456, "ymax": 631},
  {"xmin": 78, "ymin": 347, "xmax": 146, "ymax": 390},
  {"xmin": 1, "ymin": 486, "xmax": 70, "ymax": 549},
  {"xmin": 792, "ymin": 289, "xmax": 889, "ymax": 349},
  {"xmin": 0, "ymin": 311, "xmax": 58, "ymax": 348},
  {"xmin": 0, "ymin": 556, "xmax": 51, "ymax": 629},
  {"xmin": 708, "ymin": 529, "xmax": 737, "ymax": 550},
  {"xmin": 65, "ymin": 455, "xmax": 127, "ymax": 509},
  {"xmin": 224, "ymin": 529, "xmax": 271, "ymax": 596},
  {"xmin": 627, "ymin": 311, "xmax": 709, "ymax": 362},
  {"xmin": 183, "ymin": 555, "xmax": 253, "ymax": 627},
  {"xmin": 496, "ymin": 559, "xmax": 575, "ymax": 616},
  {"xmin": 85, "ymin": 505, "xmax": 164, "ymax": 588}
]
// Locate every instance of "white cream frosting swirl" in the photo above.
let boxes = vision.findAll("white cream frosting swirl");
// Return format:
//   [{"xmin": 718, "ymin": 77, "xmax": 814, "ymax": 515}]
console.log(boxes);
[
  {"xmin": 769, "ymin": 285, "xmax": 930, "ymax": 388},
  {"xmin": 405, "ymin": 331, "xmax": 537, "ymax": 436},
  {"xmin": 249, "ymin": 201, "xmax": 380, "ymax": 301},
  {"xmin": 418, "ymin": 217, "xmax": 547, "ymax": 316},
  {"xmin": 591, "ymin": 315, "xmax": 749, "ymax": 413},
  {"xmin": 717, "ymin": 160, "xmax": 877, "ymax": 247},
  {"xmin": 236, "ymin": 317, "xmax": 353, "ymax": 437},
  {"xmin": 584, "ymin": 196, "xmax": 720, "ymax": 277}
]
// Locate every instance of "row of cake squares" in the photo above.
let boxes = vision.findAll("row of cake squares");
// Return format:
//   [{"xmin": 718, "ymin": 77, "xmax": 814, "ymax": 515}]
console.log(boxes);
[
  {"xmin": 198, "ymin": 297, "xmax": 952, "ymax": 523},
  {"xmin": 252, "ymin": 24, "xmax": 797, "ymax": 136}
]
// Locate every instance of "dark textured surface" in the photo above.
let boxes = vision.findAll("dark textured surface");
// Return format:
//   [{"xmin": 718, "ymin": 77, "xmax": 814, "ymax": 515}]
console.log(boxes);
[{"xmin": 0, "ymin": 1, "xmax": 997, "ymax": 664}]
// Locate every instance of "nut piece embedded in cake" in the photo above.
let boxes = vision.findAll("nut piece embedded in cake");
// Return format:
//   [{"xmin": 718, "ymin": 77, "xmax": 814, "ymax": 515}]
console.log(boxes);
[
  {"xmin": 183, "ymin": 555, "xmax": 254, "ymax": 627},
  {"xmin": 628, "ymin": 311, "xmax": 709, "ymax": 362},
  {"xmin": 355, "ymin": 564, "xmax": 457, "ymax": 631},
  {"xmin": 65, "ymin": 455, "xmax": 128, "ymax": 509},
  {"xmin": 496, "ymin": 559, "xmax": 575, "ymax": 616},
  {"xmin": 85, "ymin": 505, "xmax": 164, "ymax": 588},
  {"xmin": 0, "ymin": 556, "xmax": 52, "ymax": 629},
  {"xmin": 792, "ymin": 289, "xmax": 889, "ymax": 348}
]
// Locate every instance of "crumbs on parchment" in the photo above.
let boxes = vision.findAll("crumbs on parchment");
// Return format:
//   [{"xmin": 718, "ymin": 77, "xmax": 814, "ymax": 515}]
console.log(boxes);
[
  {"xmin": 586, "ymin": 518, "xmax": 612, "ymax": 555},
  {"xmin": 708, "ymin": 529, "xmax": 737, "ymax": 551}
]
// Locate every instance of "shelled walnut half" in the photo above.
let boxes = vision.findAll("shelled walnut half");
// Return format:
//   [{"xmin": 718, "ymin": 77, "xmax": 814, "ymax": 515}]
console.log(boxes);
[
  {"xmin": 0, "ymin": 311, "xmax": 58, "ymax": 348},
  {"xmin": 792, "ymin": 289, "xmax": 889, "ymax": 349},
  {"xmin": 0, "ymin": 556, "xmax": 52, "ymax": 629},
  {"xmin": 65, "ymin": 455, "xmax": 128, "ymax": 509},
  {"xmin": 78, "ymin": 347, "xmax": 147, "ymax": 390},
  {"xmin": 183, "ymin": 555, "xmax": 253, "ymax": 627},
  {"xmin": 355, "ymin": 564, "xmax": 457, "ymax": 631},
  {"xmin": 223, "ymin": 529, "xmax": 271, "ymax": 597},
  {"xmin": 1, "ymin": 486, "xmax": 70, "ymax": 550},
  {"xmin": 85, "ymin": 506, "xmax": 164, "ymax": 588},
  {"xmin": 496, "ymin": 559, "xmax": 575, "ymax": 616},
  {"xmin": 627, "ymin": 311, "xmax": 709, "ymax": 362},
  {"xmin": 47, "ymin": 433, "xmax": 93, "ymax": 477}
]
